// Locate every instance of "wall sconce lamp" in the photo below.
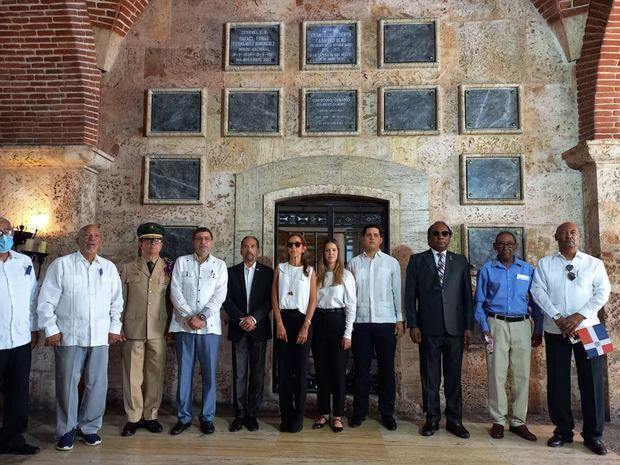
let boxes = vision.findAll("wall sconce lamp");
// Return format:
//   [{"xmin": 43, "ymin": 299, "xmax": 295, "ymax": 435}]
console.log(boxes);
[{"xmin": 14, "ymin": 214, "xmax": 50, "ymax": 278}]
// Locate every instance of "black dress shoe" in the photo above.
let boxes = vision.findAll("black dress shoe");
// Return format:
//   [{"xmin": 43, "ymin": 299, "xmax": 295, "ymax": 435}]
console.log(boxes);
[
  {"xmin": 584, "ymin": 438, "xmax": 607, "ymax": 455},
  {"xmin": 245, "ymin": 417, "xmax": 259, "ymax": 431},
  {"xmin": 142, "ymin": 419, "xmax": 163, "ymax": 433},
  {"xmin": 200, "ymin": 421, "xmax": 215, "ymax": 434},
  {"xmin": 121, "ymin": 421, "xmax": 141, "ymax": 437},
  {"xmin": 421, "ymin": 420, "xmax": 439, "ymax": 436},
  {"xmin": 280, "ymin": 422, "xmax": 290, "ymax": 433},
  {"xmin": 170, "ymin": 421, "xmax": 192, "ymax": 435},
  {"xmin": 349, "ymin": 415, "xmax": 365, "ymax": 428},
  {"xmin": 547, "ymin": 433, "xmax": 573, "ymax": 447},
  {"xmin": 229, "ymin": 418, "xmax": 244, "ymax": 432},
  {"xmin": 1, "ymin": 443, "xmax": 40, "ymax": 455},
  {"xmin": 381, "ymin": 415, "xmax": 397, "ymax": 431},
  {"xmin": 446, "ymin": 422, "xmax": 470, "ymax": 439}
]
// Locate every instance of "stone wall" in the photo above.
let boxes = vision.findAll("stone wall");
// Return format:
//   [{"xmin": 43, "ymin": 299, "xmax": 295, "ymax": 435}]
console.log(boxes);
[{"xmin": 1, "ymin": 0, "xmax": 599, "ymax": 417}]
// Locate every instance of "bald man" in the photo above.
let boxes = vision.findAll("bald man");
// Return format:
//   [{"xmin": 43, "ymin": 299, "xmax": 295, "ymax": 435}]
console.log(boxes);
[
  {"xmin": 38, "ymin": 225, "xmax": 124, "ymax": 451},
  {"xmin": 531, "ymin": 222, "xmax": 611, "ymax": 456}
]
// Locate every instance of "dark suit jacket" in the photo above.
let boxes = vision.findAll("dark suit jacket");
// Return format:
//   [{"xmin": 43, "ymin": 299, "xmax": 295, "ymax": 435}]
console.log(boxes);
[
  {"xmin": 223, "ymin": 262, "xmax": 273, "ymax": 342},
  {"xmin": 405, "ymin": 249, "xmax": 474, "ymax": 337}
]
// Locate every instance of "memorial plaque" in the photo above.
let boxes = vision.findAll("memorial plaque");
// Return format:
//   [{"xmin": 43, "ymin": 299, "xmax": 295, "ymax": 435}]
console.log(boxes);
[
  {"xmin": 147, "ymin": 89, "xmax": 205, "ymax": 136},
  {"xmin": 464, "ymin": 226, "xmax": 525, "ymax": 271},
  {"xmin": 463, "ymin": 156, "xmax": 523, "ymax": 204},
  {"xmin": 381, "ymin": 87, "xmax": 438, "ymax": 134},
  {"xmin": 302, "ymin": 21, "xmax": 360, "ymax": 69},
  {"xmin": 380, "ymin": 19, "xmax": 437, "ymax": 67},
  {"xmin": 143, "ymin": 155, "xmax": 204, "ymax": 205},
  {"xmin": 162, "ymin": 226, "xmax": 197, "ymax": 261},
  {"xmin": 225, "ymin": 22, "xmax": 283, "ymax": 70},
  {"xmin": 225, "ymin": 89, "xmax": 281, "ymax": 136},
  {"xmin": 302, "ymin": 89, "xmax": 358, "ymax": 136},
  {"xmin": 460, "ymin": 85, "xmax": 522, "ymax": 134}
]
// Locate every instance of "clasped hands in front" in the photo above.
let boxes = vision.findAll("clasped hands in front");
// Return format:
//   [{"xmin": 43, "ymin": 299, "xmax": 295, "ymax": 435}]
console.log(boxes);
[{"xmin": 554, "ymin": 313, "xmax": 585, "ymax": 338}]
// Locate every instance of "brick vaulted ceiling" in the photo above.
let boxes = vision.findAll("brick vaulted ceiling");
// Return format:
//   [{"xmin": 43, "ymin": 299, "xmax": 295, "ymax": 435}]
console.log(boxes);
[{"xmin": 0, "ymin": 0, "xmax": 617, "ymax": 147}]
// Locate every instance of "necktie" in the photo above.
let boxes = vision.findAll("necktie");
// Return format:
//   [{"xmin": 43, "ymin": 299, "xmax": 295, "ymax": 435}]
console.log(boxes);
[
  {"xmin": 437, "ymin": 252, "xmax": 445, "ymax": 286},
  {"xmin": 147, "ymin": 260, "xmax": 155, "ymax": 275}
]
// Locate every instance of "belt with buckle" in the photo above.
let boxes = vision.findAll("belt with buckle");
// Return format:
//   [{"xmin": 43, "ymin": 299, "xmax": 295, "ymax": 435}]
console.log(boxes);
[
  {"xmin": 316, "ymin": 307, "xmax": 345, "ymax": 313},
  {"xmin": 485, "ymin": 311, "xmax": 529, "ymax": 322}
]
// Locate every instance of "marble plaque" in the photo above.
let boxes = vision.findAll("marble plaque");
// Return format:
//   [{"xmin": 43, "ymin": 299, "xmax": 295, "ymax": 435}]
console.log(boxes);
[
  {"xmin": 143, "ymin": 155, "xmax": 204, "ymax": 205},
  {"xmin": 382, "ymin": 20, "xmax": 436, "ymax": 65},
  {"xmin": 462, "ymin": 155, "xmax": 523, "ymax": 204},
  {"xmin": 302, "ymin": 89, "xmax": 358, "ymax": 136},
  {"xmin": 162, "ymin": 226, "xmax": 197, "ymax": 261},
  {"xmin": 302, "ymin": 21, "xmax": 360, "ymax": 69},
  {"xmin": 225, "ymin": 22, "xmax": 283, "ymax": 70},
  {"xmin": 381, "ymin": 87, "xmax": 438, "ymax": 134},
  {"xmin": 460, "ymin": 85, "xmax": 522, "ymax": 134},
  {"xmin": 464, "ymin": 226, "xmax": 525, "ymax": 271},
  {"xmin": 147, "ymin": 89, "xmax": 205, "ymax": 136},
  {"xmin": 225, "ymin": 89, "xmax": 281, "ymax": 136}
]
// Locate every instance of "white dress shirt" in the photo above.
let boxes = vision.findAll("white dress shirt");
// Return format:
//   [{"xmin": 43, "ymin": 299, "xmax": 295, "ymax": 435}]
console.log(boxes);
[
  {"xmin": 431, "ymin": 248, "xmax": 446, "ymax": 267},
  {"xmin": 170, "ymin": 254, "xmax": 228, "ymax": 335},
  {"xmin": 0, "ymin": 251, "xmax": 37, "ymax": 349},
  {"xmin": 317, "ymin": 269, "xmax": 357, "ymax": 339},
  {"xmin": 37, "ymin": 252, "xmax": 124, "ymax": 346},
  {"xmin": 347, "ymin": 251, "xmax": 403, "ymax": 324},
  {"xmin": 278, "ymin": 263, "xmax": 313, "ymax": 314},
  {"xmin": 531, "ymin": 251, "xmax": 611, "ymax": 334},
  {"xmin": 244, "ymin": 262, "xmax": 257, "ymax": 325}
]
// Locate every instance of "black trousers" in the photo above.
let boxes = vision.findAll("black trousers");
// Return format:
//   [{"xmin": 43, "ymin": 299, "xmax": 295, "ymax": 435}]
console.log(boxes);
[
  {"xmin": 276, "ymin": 310, "xmax": 312, "ymax": 430},
  {"xmin": 312, "ymin": 310, "xmax": 348, "ymax": 417},
  {"xmin": 419, "ymin": 333, "xmax": 464, "ymax": 423},
  {"xmin": 232, "ymin": 335, "xmax": 267, "ymax": 420},
  {"xmin": 545, "ymin": 332, "xmax": 605, "ymax": 440},
  {"xmin": 351, "ymin": 322, "xmax": 395, "ymax": 418},
  {"xmin": 0, "ymin": 342, "xmax": 31, "ymax": 450}
]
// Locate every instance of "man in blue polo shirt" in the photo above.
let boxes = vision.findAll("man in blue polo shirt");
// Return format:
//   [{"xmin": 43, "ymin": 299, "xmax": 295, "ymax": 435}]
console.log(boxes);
[{"xmin": 474, "ymin": 231, "xmax": 542, "ymax": 442}]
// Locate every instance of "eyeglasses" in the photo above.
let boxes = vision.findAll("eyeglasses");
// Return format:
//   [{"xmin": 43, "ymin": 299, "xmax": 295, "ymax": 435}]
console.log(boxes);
[
  {"xmin": 566, "ymin": 264, "xmax": 576, "ymax": 281},
  {"xmin": 431, "ymin": 231, "xmax": 450, "ymax": 237},
  {"xmin": 287, "ymin": 241, "xmax": 302, "ymax": 248},
  {"xmin": 141, "ymin": 238, "xmax": 162, "ymax": 244},
  {"xmin": 495, "ymin": 242, "xmax": 516, "ymax": 249},
  {"xmin": 0, "ymin": 228, "xmax": 14, "ymax": 237}
]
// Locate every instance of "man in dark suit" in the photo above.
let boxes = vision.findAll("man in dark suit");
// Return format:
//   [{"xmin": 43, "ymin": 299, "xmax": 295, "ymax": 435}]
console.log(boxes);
[
  {"xmin": 223, "ymin": 236, "xmax": 273, "ymax": 432},
  {"xmin": 405, "ymin": 221, "xmax": 474, "ymax": 438}
]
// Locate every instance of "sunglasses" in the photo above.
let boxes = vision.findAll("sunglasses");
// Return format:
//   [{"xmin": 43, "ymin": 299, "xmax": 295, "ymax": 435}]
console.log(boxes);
[
  {"xmin": 566, "ymin": 264, "xmax": 576, "ymax": 281},
  {"xmin": 495, "ymin": 242, "xmax": 516, "ymax": 249},
  {"xmin": 0, "ymin": 228, "xmax": 14, "ymax": 237},
  {"xmin": 431, "ymin": 230, "xmax": 450, "ymax": 237},
  {"xmin": 287, "ymin": 241, "xmax": 303, "ymax": 248}
]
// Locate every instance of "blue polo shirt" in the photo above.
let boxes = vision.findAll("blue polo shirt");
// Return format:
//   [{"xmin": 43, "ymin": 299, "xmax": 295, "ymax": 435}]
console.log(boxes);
[{"xmin": 474, "ymin": 257, "xmax": 543, "ymax": 334}]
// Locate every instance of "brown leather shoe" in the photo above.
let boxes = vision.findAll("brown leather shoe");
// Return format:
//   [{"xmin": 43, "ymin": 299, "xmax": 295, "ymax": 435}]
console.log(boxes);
[
  {"xmin": 490, "ymin": 423, "xmax": 504, "ymax": 439},
  {"xmin": 509, "ymin": 424, "xmax": 537, "ymax": 441}
]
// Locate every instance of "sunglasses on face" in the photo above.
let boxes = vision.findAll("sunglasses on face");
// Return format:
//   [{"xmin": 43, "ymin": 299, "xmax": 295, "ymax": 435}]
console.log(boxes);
[
  {"xmin": 431, "ymin": 230, "xmax": 450, "ymax": 237},
  {"xmin": 495, "ymin": 242, "xmax": 516, "ymax": 249},
  {"xmin": 0, "ymin": 228, "xmax": 13, "ymax": 237},
  {"xmin": 566, "ymin": 264, "xmax": 576, "ymax": 281},
  {"xmin": 142, "ymin": 238, "xmax": 162, "ymax": 244},
  {"xmin": 287, "ymin": 241, "xmax": 302, "ymax": 248}
]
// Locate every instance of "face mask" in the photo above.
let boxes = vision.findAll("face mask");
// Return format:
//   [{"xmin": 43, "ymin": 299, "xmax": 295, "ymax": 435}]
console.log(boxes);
[{"xmin": 0, "ymin": 235, "xmax": 13, "ymax": 253}]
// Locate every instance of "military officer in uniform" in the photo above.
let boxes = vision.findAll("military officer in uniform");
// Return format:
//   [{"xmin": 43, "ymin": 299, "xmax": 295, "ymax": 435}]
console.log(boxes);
[{"xmin": 119, "ymin": 223, "xmax": 172, "ymax": 437}]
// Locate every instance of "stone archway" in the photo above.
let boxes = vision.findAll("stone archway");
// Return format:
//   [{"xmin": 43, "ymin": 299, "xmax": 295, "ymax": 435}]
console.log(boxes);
[{"xmin": 233, "ymin": 155, "xmax": 430, "ymax": 257}]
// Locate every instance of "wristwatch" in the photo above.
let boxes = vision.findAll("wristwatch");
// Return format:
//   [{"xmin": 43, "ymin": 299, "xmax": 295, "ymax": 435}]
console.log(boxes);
[
  {"xmin": 198, "ymin": 313, "xmax": 207, "ymax": 322},
  {"xmin": 552, "ymin": 314, "xmax": 562, "ymax": 321}
]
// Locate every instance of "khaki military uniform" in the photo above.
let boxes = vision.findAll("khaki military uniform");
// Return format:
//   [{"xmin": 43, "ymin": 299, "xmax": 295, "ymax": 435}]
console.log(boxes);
[{"xmin": 119, "ymin": 257, "xmax": 171, "ymax": 423}]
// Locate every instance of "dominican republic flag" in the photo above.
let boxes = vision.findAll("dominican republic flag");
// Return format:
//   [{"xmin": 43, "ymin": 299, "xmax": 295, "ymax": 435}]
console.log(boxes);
[{"xmin": 578, "ymin": 324, "xmax": 614, "ymax": 359}]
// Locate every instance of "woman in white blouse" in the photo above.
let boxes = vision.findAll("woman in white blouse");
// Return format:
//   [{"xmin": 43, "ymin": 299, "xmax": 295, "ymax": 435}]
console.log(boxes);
[
  {"xmin": 311, "ymin": 238, "xmax": 356, "ymax": 433},
  {"xmin": 271, "ymin": 234, "xmax": 317, "ymax": 433}
]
